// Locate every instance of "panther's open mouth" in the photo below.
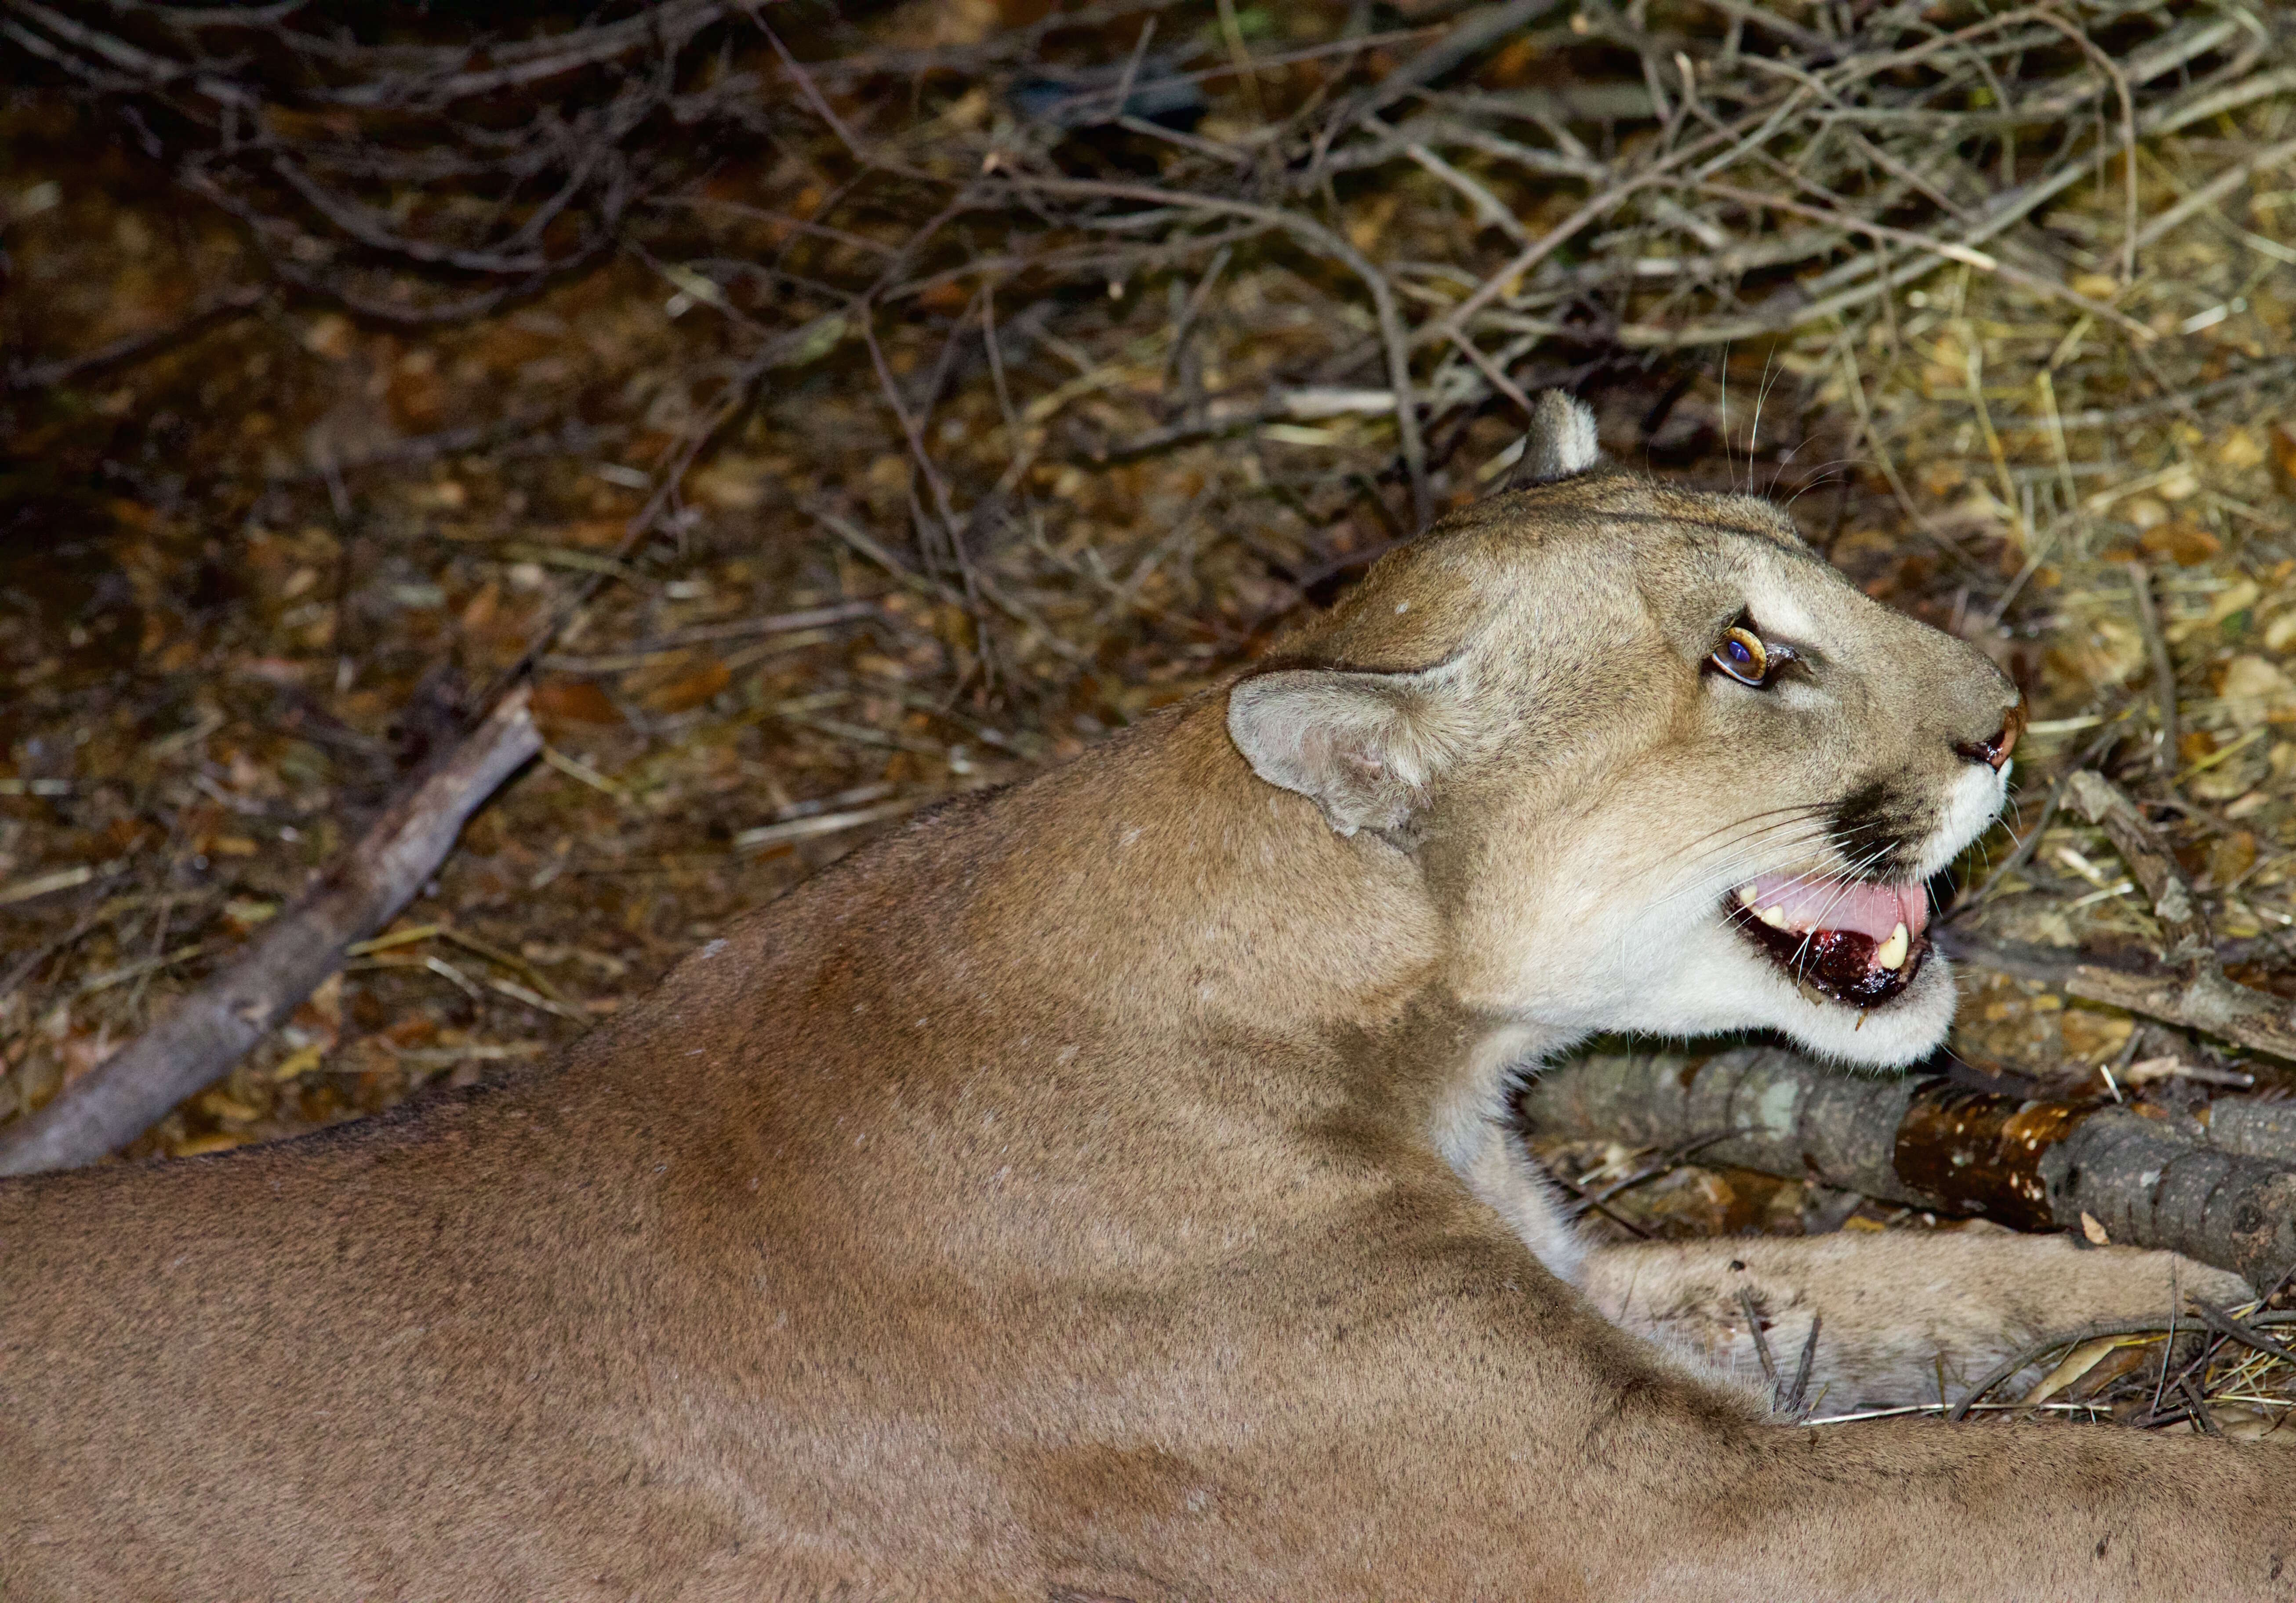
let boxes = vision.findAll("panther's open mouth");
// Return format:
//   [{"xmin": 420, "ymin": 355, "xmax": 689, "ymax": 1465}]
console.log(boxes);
[{"xmin": 1722, "ymin": 872, "xmax": 1930, "ymax": 1008}]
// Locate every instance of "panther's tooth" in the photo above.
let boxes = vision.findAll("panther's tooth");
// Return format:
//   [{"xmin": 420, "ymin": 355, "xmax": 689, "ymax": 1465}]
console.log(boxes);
[
  {"xmin": 1876, "ymin": 922, "xmax": 1910, "ymax": 971},
  {"xmin": 1759, "ymin": 905, "xmax": 1789, "ymax": 929}
]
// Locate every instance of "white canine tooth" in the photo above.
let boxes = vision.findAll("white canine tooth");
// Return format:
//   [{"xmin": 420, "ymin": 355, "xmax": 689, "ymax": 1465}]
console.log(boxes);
[
  {"xmin": 1876, "ymin": 922, "xmax": 1910, "ymax": 971},
  {"xmin": 1759, "ymin": 905, "xmax": 1789, "ymax": 929},
  {"xmin": 1737, "ymin": 885, "xmax": 1759, "ymax": 908}
]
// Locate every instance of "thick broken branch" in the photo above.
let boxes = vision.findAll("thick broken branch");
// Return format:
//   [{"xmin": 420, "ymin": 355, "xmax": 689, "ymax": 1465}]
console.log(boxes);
[
  {"xmin": 0, "ymin": 691, "xmax": 540, "ymax": 1177},
  {"xmin": 2212, "ymin": 1100, "xmax": 2296, "ymax": 1161},
  {"xmin": 1524, "ymin": 1045, "xmax": 1934, "ymax": 1209},
  {"xmin": 1523, "ymin": 1048, "xmax": 2296, "ymax": 1288},
  {"xmin": 2042, "ymin": 1108, "xmax": 2296, "ymax": 1293}
]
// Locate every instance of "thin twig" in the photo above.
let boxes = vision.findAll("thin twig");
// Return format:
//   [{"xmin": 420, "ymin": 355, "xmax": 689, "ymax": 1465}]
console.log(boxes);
[{"xmin": 2124, "ymin": 562, "xmax": 2180, "ymax": 781}]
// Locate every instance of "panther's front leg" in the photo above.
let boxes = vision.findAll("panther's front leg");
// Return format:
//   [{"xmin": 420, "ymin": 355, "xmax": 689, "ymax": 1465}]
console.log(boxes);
[{"xmin": 1579, "ymin": 1231, "xmax": 2252, "ymax": 1411}]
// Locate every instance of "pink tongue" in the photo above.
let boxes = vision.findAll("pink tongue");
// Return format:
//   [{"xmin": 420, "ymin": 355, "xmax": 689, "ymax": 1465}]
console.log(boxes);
[{"xmin": 1742, "ymin": 873, "xmax": 1927, "ymax": 941}]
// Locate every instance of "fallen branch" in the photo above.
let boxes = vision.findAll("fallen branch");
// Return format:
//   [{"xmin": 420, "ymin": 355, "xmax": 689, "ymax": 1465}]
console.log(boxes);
[
  {"xmin": 1524, "ymin": 1044, "xmax": 1933, "ymax": 1209},
  {"xmin": 1938, "ymin": 928, "xmax": 2296, "ymax": 1066},
  {"xmin": 1523, "ymin": 1047, "xmax": 2296, "ymax": 1288},
  {"xmin": 0, "ymin": 690, "xmax": 540, "ymax": 1177},
  {"xmin": 2059, "ymin": 966, "xmax": 2296, "ymax": 1064},
  {"xmin": 2059, "ymin": 769, "xmax": 2296, "ymax": 1063},
  {"xmin": 4, "ymin": 283, "xmax": 269, "ymax": 389},
  {"xmin": 2212, "ymin": 1100, "xmax": 2296, "ymax": 1162},
  {"xmin": 2046, "ymin": 1107, "xmax": 2296, "ymax": 1291}
]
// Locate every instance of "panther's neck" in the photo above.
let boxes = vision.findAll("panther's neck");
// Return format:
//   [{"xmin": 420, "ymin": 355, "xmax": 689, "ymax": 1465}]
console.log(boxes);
[
  {"xmin": 807, "ymin": 694, "xmax": 1575, "ymax": 1123},
  {"xmin": 948, "ymin": 696, "xmax": 1446, "ymax": 1028},
  {"xmin": 891, "ymin": 693, "xmax": 1587, "ymax": 1257}
]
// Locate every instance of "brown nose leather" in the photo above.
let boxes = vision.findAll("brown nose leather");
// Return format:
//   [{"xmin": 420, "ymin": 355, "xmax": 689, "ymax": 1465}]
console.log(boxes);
[{"xmin": 1956, "ymin": 701, "xmax": 2025, "ymax": 771}]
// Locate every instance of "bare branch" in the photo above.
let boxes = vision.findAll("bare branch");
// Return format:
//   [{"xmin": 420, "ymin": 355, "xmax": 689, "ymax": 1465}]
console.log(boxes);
[{"xmin": 0, "ymin": 693, "xmax": 541, "ymax": 1176}]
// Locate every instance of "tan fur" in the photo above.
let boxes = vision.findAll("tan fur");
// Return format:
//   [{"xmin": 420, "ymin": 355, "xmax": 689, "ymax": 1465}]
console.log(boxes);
[
  {"xmin": 4, "ymin": 461, "xmax": 2290, "ymax": 1601},
  {"xmin": 1585, "ymin": 1232, "xmax": 2249, "ymax": 1408}
]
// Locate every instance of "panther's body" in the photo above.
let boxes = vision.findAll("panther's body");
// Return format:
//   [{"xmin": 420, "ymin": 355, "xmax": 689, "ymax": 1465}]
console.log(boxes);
[{"xmin": 1, "ymin": 397, "xmax": 2282, "ymax": 1600}]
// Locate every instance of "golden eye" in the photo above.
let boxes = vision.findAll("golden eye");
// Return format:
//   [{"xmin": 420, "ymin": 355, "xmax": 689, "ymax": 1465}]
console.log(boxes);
[{"xmin": 1711, "ymin": 625, "xmax": 1768, "ymax": 685}]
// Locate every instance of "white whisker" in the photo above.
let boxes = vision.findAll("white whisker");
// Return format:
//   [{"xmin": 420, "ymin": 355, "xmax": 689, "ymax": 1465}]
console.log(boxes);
[{"xmin": 1786, "ymin": 843, "xmax": 1897, "ymax": 974}]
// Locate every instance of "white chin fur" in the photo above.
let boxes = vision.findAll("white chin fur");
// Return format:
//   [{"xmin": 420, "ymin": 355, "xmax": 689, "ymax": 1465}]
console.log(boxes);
[
  {"xmin": 1575, "ymin": 922, "xmax": 1955, "ymax": 1070},
  {"xmin": 1761, "ymin": 951, "xmax": 1956, "ymax": 1068}
]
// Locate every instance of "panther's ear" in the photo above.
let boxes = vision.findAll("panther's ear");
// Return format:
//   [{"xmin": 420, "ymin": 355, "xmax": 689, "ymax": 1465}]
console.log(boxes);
[
  {"xmin": 1506, "ymin": 390, "xmax": 1601, "ymax": 487},
  {"xmin": 1226, "ymin": 665, "xmax": 1454, "ymax": 838}
]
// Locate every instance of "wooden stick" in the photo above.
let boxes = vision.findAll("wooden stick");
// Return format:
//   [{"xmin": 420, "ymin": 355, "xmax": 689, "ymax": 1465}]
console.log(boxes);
[
  {"xmin": 2057, "ymin": 769, "xmax": 2296, "ymax": 1062},
  {"xmin": 1522, "ymin": 1045, "xmax": 1933, "ymax": 1210},
  {"xmin": 2060, "ymin": 965, "xmax": 2296, "ymax": 1064},
  {"xmin": 2063, "ymin": 770, "xmax": 2209, "ymax": 961},
  {"xmin": 1523, "ymin": 1048, "xmax": 2296, "ymax": 1288},
  {"xmin": 0, "ymin": 690, "xmax": 540, "ymax": 1177},
  {"xmin": 2042, "ymin": 1109, "xmax": 2296, "ymax": 1292},
  {"xmin": 1344, "ymin": 0, "xmax": 1567, "ymax": 126}
]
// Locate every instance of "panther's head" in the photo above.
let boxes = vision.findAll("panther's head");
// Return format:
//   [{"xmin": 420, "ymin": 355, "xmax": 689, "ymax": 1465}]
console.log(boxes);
[{"xmin": 1227, "ymin": 393, "xmax": 2021, "ymax": 1069}]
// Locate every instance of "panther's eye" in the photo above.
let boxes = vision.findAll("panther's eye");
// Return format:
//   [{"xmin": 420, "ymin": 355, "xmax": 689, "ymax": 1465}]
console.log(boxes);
[{"xmin": 1710, "ymin": 625, "xmax": 1769, "ymax": 686}]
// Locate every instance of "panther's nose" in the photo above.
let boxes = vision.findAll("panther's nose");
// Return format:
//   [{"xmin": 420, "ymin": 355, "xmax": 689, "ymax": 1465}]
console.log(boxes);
[{"xmin": 1955, "ymin": 701, "xmax": 2025, "ymax": 771}]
